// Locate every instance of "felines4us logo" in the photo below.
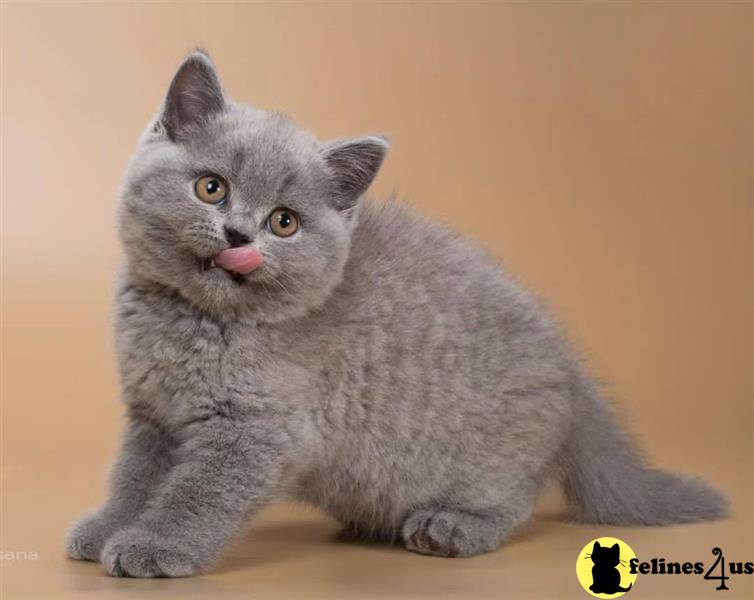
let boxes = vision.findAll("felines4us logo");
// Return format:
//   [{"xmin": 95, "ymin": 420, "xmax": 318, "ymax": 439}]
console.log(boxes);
[{"xmin": 576, "ymin": 536, "xmax": 753, "ymax": 597}]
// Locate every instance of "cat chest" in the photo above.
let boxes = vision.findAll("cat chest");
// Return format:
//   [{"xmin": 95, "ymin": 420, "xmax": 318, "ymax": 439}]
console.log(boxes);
[{"xmin": 116, "ymin": 315, "xmax": 263, "ymax": 419}]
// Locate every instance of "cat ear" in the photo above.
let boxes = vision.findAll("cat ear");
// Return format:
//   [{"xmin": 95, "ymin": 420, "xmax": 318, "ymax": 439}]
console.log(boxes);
[
  {"xmin": 611, "ymin": 544, "xmax": 620, "ymax": 551},
  {"xmin": 322, "ymin": 136, "xmax": 389, "ymax": 211},
  {"xmin": 159, "ymin": 50, "xmax": 226, "ymax": 140},
  {"xmin": 593, "ymin": 541, "xmax": 601, "ymax": 551}
]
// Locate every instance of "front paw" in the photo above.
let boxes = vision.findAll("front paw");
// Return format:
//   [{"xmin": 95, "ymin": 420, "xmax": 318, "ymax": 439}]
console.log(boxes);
[
  {"xmin": 100, "ymin": 526, "xmax": 199, "ymax": 578},
  {"xmin": 65, "ymin": 514, "xmax": 118, "ymax": 562}
]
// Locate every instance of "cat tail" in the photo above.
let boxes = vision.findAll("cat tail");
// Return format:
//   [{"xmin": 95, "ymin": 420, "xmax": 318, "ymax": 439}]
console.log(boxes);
[
  {"xmin": 559, "ymin": 369, "xmax": 729, "ymax": 525},
  {"xmin": 618, "ymin": 584, "xmax": 633, "ymax": 592}
]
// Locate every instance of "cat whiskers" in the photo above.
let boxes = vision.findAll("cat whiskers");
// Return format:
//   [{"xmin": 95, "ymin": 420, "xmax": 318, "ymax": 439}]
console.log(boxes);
[
  {"xmin": 266, "ymin": 272, "xmax": 295, "ymax": 300},
  {"xmin": 256, "ymin": 280, "xmax": 274, "ymax": 302}
]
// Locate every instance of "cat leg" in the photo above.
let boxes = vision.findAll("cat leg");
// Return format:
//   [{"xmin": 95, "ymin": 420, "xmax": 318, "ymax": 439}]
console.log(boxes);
[
  {"xmin": 65, "ymin": 413, "xmax": 174, "ymax": 562},
  {"xmin": 401, "ymin": 484, "xmax": 538, "ymax": 558},
  {"xmin": 100, "ymin": 417, "xmax": 283, "ymax": 577}
]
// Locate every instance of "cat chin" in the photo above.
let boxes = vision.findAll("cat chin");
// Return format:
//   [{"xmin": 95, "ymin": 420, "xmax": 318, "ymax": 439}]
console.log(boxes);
[{"xmin": 181, "ymin": 273, "xmax": 335, "ymax": 325}]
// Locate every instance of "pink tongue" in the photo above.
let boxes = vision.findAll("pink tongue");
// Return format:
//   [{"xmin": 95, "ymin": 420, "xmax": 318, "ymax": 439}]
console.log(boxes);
[{"xmin": 213, "ymin": 247, "xmax": 263, "ymax": 275}]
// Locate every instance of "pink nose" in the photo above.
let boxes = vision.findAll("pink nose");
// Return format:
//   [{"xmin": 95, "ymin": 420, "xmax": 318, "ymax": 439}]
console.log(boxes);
[{"xmin": 212, "ymin": 247, "xmax": 263, "ymax": 274}]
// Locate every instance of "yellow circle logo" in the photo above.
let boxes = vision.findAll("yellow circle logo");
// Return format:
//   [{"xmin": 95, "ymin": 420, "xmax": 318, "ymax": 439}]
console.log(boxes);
[{"xmin": 576, "ymin": 537, "xmax": 638, "ymax": 598}]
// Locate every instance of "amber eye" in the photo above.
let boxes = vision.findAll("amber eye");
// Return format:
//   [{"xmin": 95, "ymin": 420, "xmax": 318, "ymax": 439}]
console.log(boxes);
[
  {"xmin": 267, "ymin": 208, "xmax": 299, "ymax": 237},
  {"xmin": 194, "ymin": 175, "xmax": 228, "ymax": 204}
]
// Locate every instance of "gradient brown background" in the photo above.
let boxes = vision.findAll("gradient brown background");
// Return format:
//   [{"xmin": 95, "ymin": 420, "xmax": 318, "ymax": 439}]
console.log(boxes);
[{"xmin": 1, "ymin": 2, "xmax": 752, "ymax": 599}]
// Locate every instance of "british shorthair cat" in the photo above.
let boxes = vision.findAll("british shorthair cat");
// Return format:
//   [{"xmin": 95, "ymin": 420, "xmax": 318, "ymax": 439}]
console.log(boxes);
[{"xmin": 65, "ymin": 51, "xmax": 727, "ymax": 577}]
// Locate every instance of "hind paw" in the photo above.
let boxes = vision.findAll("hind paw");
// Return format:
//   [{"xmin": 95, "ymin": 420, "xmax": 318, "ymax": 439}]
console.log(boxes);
[{"xmin": 401, "ymin": 508, "xmax": 499, "ymax": 558}]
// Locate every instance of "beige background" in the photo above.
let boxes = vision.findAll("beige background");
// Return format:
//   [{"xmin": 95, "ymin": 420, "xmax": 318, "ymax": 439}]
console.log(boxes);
[{"xmin": 1, "ymin": 2, "xmax": 752, "ymax": 599}]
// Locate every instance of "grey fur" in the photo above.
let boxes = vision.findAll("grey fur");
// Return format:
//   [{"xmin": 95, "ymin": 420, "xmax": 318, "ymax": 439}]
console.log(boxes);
[{"xmin": 66, "ymin": 51, "xmax": 728, "ymax": 577}]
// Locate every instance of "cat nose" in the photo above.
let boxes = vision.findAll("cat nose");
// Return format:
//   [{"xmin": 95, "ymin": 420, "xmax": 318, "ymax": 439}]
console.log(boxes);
[{"xmin": 224, "ymin": 226, "xmax": 251, "ymax": 248}]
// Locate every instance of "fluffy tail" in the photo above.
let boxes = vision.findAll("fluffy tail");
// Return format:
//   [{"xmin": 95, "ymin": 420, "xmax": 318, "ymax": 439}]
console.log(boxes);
[{"xmin": 560, "ymin": 374, "xmax": 728, "ymax": 525}]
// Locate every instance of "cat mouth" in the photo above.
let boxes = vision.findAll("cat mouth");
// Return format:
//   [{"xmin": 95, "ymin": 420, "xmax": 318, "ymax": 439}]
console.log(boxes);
[
  {"xmin": 198, "ymin": 257, "xmax": 246, "ymax": 284},
  {"xmin": 200, "ymin": 257, "xmax": 218, "ymax": 272},
  {"xmin": 198, "ymin": 246, "xmax": 264, "ymax": 284}
]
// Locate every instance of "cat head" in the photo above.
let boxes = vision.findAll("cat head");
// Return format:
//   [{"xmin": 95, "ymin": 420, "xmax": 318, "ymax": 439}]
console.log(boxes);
[
  {"xmin": 118, "ymin": 50, "xmax": 388, "ymax": 321},
  {"xmin": 590, "ymin": 541, "xmax": 621, "ymax": 567}
]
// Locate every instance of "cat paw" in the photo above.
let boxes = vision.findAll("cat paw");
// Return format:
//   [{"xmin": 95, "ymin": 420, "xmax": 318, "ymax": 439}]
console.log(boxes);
[
  {"xmin": 401, "ymin": 508, "xmax": 499, "ymax": 558},
  {"xmin": 100, "ymin": 526, "xmax": 198, "ymax": 578},
  {"xmin": 65, "ymin": 514, "xmax": 118, "ymax": 562}
]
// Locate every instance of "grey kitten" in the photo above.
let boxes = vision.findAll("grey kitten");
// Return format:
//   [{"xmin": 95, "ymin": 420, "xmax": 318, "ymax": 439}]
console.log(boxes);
[{"xmin": 65, "ymin": 51, "xmax": 727, "ymax": 578}]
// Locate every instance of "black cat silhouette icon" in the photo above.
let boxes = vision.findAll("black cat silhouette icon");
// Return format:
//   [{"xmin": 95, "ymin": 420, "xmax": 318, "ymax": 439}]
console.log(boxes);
[
  {"xmin": 589, "ymin": 541, "xmax": 633, "ymax": 594},
  {"xmin": 576, "ymin": 537, "xmax": 638, "ymax": 597}
]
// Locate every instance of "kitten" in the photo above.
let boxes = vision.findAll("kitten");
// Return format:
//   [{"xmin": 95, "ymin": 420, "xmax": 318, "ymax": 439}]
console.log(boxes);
[{"xmin": 65, "ymin": 51, "xmax": 727, "ymax": 578}]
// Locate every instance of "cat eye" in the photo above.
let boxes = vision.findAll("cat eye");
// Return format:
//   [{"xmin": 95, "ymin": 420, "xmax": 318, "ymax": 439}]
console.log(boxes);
[
  {"xmin": 194, "ymin": 174, "xmax": 228, "ymax": 204},
  {"xmin": 267, "ymin": 208, "xmax": 299, "ymax": 237}
]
